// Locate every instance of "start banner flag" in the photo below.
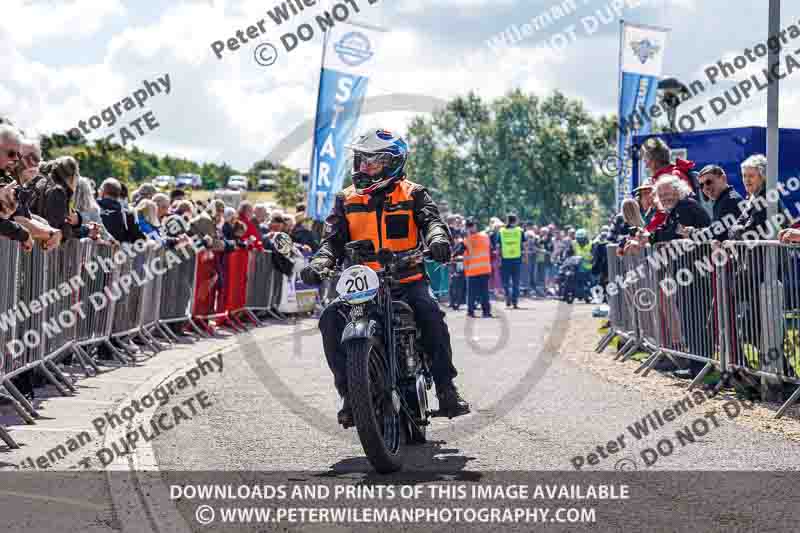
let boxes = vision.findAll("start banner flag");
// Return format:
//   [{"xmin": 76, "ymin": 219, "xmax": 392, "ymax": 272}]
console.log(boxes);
[
  {"xmin": 308, "ymin": 22, "xmax": 384, "ymax": 222},
  {"xmin": 616, "ymin": 21, "xmax": 670, "ymax": 209}
]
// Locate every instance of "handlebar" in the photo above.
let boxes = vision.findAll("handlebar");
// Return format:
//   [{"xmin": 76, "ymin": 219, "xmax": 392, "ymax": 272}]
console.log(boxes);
[{"xmin": 315, "ymin": 248, "xmax": 434, "ymax": 282}]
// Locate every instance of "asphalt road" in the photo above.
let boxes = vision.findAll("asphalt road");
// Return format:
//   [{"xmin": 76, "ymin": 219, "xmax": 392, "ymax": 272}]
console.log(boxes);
[
  {"xmin": 7, "ymin": 299, "xmax": 800, "ymax": 532},
  {"xmin": 153, "ymin": 300, "xmax": 800, "ymax": 473}
]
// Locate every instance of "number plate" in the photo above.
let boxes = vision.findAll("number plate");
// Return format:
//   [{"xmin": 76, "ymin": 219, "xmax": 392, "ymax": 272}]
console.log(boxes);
[{"xmin": 336, "ymin": 265, "xmax": 380, "ymax": 304}]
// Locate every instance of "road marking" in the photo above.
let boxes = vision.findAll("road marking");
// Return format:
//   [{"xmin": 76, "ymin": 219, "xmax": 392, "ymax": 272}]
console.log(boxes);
[
  {"xmin": 7, "ymin": 426, "xmax": 91, "ymax": 433},
  {"xmin": 0, "ymin": 489, "xmax": 106, "ymax": 511}
]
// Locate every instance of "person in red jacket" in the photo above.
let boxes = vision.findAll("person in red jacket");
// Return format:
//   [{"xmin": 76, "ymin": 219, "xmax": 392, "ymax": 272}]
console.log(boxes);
[
  {"xmin": 237, "ymin": 200, "xmax": 263, "ymax": 249},
  {"xmin": 640, "ymin": 137, "xmax": 697, "ymax": 194}
]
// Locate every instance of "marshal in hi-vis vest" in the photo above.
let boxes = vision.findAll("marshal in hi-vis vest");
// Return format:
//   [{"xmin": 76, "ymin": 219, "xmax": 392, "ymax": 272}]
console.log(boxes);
[
  {"xmin": 574, "ymin": 241, "xmax": 593, "ymax": 269},
  {"xmin": 499, "ymin": 226, "xmax": 523, "ymax": 259},
  {"xmin": 342, "ymin": 180, "xmax": 423, "ymax": 283},
  {"xmin": 464, "ymin": 232, "xmax": 491, "ymax": 277}
]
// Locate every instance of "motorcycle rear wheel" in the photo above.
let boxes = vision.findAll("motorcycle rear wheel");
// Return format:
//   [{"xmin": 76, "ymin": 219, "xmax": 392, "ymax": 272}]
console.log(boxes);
[{"xmin": 346, "ymin": 338, "xmax": 406, "ymax": 474}]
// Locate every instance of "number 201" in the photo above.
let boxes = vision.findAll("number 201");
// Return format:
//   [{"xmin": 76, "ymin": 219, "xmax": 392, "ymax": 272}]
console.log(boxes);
[{"xmin": 345, "ymin": 275, "xmax": 368, "ymax": 293}]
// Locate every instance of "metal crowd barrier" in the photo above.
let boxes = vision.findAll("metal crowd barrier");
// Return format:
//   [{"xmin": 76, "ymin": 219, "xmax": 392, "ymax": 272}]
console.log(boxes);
[
  {"xmin": 73, "ymin": 240, "xmax": 122, "ymax": 367},
  {"xmin": 220, "ymin": 248, "xmax": 256, "ymax": 329},
  {"xmin": 0, "ymin": 239, "xmax": 19, "ymax": 377},
  {"xmin": 520, "ymin": 250, "xmax": 534, "ymax": 295},
  {"xmin": 244, "ymin": 250, "xmax": 280, "ymax": 321},
  {"xmin": 599, "ymin": 238, "xmax": 800, "ymax": 418},
  {"xmin": 41, "ymin": 239, "xmax": 80, "ymax": 363},
  {"xmin": 720, "ymin": 241, "xmax": 800, "ymax": 417},
  {"xmin": 425, "ymin": 259, "xmax": 449, "ymax": 300},
  {"xmin": 0, "ymin": 235, "xmax": 310, "ymax": 449},
  {"xmin": 192, "ymin": 249, "xmax": 229, "ymax": 334},
  {"xmin": 132, "ymin": 244, "xmax": 165, "ymax": 352},
  {"xmin": 640, "ymin": 242, "xmax": 720, "ymax": 380},
  {"xmin": 596, "ymin": 244, "xmax": 630, "ymax": 354},
  {"xmin": 159, "ymin": 244, "xmax": 202, "ymax": 336},
  {"xmin": 109, "ymin": 248, "xmax": 145, "ymax": 355},
  {"xmin": 270, "ymin": 256, "xmax": 284, "ymax": 312}
]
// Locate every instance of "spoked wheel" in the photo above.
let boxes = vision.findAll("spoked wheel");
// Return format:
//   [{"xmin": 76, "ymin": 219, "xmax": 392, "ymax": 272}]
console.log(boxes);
[
  {"xmin": 346, "ymin": 338, "xmax": 406, "ymax": 473},
  {"xmin": 404, "ymin": 383, "xmax": 427, "ymax": 444}
]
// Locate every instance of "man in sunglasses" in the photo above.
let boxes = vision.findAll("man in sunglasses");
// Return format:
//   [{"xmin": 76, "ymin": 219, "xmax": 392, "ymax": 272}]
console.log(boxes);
[
  {"xmin": 12, "ymin": 138, "xmax": 64, "ymax": 249},
  {"xmin": 0, "ymin": 124, "xmax": 22, "ymax": 184},
  {"xmin": 0, "ymin": 126, "xmax": 40, "ymax": 250},
  {"xmin": 696, "ymin": 165, "xmax": 743, "ymax": 242}
]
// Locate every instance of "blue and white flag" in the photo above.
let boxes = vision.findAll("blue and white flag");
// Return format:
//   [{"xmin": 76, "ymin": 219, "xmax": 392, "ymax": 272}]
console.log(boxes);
[
  {"xmin": 617, "ymin": 22, "xmax": 670, "ymax": 208},
  {"xmin": 308, "ymin": 23, "xmax": 383, "ymax": 222}
]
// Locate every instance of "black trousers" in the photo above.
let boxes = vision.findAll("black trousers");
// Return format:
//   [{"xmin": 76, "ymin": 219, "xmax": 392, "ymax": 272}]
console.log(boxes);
[
  {"xmin": 449, "ymin": 271, "xmax": 466, "ymax": 307},
  {"xmin": 467, "ymin": 274, "xmax": 491, "ymax": 316},
  {"xmin": 318, "ymin": 280, "xmax": 458, "ymax": 396},
  {"xmin": 501, "ymin": 258, "xmax": 521, "ymax": 305}
]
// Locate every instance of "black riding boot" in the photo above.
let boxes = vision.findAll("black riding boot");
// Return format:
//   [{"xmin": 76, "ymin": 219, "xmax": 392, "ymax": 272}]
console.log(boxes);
[{"xmin": 436, "ymin": 382, "xmax": 471, "ymax": 418}]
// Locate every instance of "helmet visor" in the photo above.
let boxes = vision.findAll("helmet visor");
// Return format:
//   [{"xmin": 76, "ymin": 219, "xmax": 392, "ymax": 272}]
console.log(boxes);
[{"xmin": 352, "ymin": 150, "xmax": 395, "ymax": 172}]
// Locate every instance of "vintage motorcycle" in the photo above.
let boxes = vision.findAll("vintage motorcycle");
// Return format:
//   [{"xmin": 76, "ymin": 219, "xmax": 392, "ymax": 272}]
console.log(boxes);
[{"xmin": 321, "ymin": 240, "xmax": 445, "ymax": 473}]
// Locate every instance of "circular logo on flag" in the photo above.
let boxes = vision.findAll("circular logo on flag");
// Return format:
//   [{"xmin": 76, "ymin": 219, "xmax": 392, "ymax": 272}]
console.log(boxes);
[{"xmin": 333, "ymin": 32, "xmax": 373, "ymax": 67}]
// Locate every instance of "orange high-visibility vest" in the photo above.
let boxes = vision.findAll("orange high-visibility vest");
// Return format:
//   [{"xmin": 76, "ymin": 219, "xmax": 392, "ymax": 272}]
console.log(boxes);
[
  {"xmin": 464, "ymin": 232, "xmax": 492, "ymax": 277},
  {"xmin": 342, "ymin": 180, "xmax": 423, "ymax": 283}
]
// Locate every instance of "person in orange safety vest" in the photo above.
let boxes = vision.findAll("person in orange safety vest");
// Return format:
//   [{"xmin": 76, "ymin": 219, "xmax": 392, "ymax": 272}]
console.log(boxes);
[{"xmin": 455, "ymin": 218, "xmax": 493, "ymax": 318}]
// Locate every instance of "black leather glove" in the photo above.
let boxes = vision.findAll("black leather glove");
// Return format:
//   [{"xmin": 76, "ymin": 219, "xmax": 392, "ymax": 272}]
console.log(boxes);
[
  {"xmin": 301, "ymin": 264, "xmax": 324, "ymax": 286},
  {"xmin": 429, "ymin": 240, "xmax": 451, "ymax": 263}
]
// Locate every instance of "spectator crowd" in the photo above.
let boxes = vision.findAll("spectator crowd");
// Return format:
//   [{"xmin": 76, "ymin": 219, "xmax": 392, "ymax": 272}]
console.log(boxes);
[
  {"xmin": 0, "ymin": 118, "xmax": 319, "ymax": 262},
  {"xmin": 593, "ymin": 136, "xmax": 800, "ymax": 384},
  {"xmin": 0, "ymin": 117, "xmax": 321, "ymax": 396}
]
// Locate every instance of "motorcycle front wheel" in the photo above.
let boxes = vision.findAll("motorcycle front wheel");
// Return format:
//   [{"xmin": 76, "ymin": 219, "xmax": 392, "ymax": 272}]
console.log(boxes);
[{"xmin": 346, "ymin": 338, "xmax": 406, "ymax": 474}]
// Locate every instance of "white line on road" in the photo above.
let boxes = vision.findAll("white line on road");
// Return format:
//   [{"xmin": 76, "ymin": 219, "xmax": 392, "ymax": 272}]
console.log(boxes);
[{"xmin": 0, "ymin": 490, "xmax": 106, "ymax": 511}]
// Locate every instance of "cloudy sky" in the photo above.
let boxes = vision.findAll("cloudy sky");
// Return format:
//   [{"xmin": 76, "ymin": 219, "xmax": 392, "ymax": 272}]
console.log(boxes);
[{"xmin": 1, "ymin": 0, "xmax": 797, "ymax": 172}]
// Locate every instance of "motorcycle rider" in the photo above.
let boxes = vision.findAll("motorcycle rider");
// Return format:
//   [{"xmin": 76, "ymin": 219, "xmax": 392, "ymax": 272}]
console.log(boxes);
[{"xmin": 300, "ymin": 128, "xmax": 471, "ymax": 428}]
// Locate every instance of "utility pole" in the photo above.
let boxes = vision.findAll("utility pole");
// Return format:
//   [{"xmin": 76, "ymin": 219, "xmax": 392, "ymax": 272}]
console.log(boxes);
[{"xmin": 763, "ymin": 0, "xmax": 783, "ymax": 402}]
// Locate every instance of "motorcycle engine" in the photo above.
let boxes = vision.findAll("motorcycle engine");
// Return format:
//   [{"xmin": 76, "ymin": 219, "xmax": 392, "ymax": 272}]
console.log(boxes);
[{"xmin": 398, "ymin": 333, "xmax": 417, "ymax": 377}]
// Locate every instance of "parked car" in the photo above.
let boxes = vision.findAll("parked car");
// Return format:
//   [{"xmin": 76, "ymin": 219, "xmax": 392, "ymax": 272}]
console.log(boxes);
[
  {"xmin": 176, "ymin": 173, "xmax": 202, "ymax": 189},
  {"xmin": 228, "ymin": 175, "xmax": 249, "ymax": 191},
  {"xmin": 175, "ymin": 174, "xmax": 192, "ymax": 189},
  {"xmin": 153, "ymin": 175, "xmax": 175, "ymax": 190},
  {"xmin": 258, "ymin": 178, "xmax": 276, "ymax": 191}
]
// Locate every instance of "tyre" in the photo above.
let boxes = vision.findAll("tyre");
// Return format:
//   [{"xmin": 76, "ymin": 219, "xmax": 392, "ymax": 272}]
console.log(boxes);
[
  {"xmin": 403, "ymin": 382, "xmax": 427, "ymax": 444},
  {"xmin": 564, "ymin": 292, "xmax": 575, "ymax": 304},
  {"xmin": 346, "ymin": 338, "xmax": 405, "ymax": 473}
]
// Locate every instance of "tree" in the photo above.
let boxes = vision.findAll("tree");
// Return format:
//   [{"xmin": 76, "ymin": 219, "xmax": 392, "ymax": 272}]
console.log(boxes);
[
  {"xmin": 406, "ymin": 90, "xmax": 615, "ymax": 228},
  {"xmin": 247, "ymin": 158, "xmax": 278, "ymax": 176},
  {"xmin": 275, "ymin": 167, "xmax": 303, "ymax": 208}
]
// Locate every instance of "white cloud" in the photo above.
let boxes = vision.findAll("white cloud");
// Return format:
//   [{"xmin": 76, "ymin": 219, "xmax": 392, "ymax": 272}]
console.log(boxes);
[
  {"xmin": 397, "ymin": 0, "xmax": 516, "ymax": 16},
  {"xmin": 0, "ymin": 0, "xmax": 125, "ymax": 48},
  {"xmin": 1, "ymin": 0, "xmax": 797, "ymax": 173}
]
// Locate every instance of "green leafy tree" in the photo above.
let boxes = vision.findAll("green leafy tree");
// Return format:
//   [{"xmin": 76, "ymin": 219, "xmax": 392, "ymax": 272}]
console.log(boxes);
[
  {"xmin": 248, "ymin": 158, "xmax": 278, "ymax": 176},
  {"xmin": 406, "ymin": 90, "xmax": 615, "ymax": 228},
  {"xmin": 275, "ymin": 167, "xmax": 303, "ymax": 208}
]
